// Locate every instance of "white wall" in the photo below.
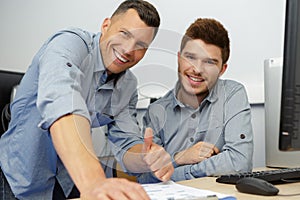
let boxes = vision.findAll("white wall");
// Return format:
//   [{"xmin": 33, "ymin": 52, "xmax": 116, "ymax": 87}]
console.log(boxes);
[
  {"xmin": 0, "ymin": 0, "xmax": 286, "ymax": 103},
  {"xmin": 1, "ymin": 0, "xmax": 285, "ymax": 167}
]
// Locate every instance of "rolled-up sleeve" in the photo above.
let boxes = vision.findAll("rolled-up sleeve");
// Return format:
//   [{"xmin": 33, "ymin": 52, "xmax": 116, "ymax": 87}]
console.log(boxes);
[{"xmin": 37, "ymin": 32, "xmax": 91, "ymax": 130}]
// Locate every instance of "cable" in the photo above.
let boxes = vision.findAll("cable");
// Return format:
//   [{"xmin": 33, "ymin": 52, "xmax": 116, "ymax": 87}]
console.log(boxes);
[
  {"xmin": 1, "ymin": 106, "xmax": 6, "ymax": 132},
  {"xmin": 278, "ymin": 193, "xmax": 300, "ymax": 197},
  {"xmin": 1, "ymin": 103, "xmax": 11, "ymax": 132}
]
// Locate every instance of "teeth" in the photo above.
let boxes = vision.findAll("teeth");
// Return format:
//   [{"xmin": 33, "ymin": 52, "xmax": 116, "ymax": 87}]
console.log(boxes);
[
  {"xmin": 114, "ymin": 50, "xmax": 128, "ymax": 63},
  {"xmin": 189, "ymin": 76, "xmax": 202, "ymax": 82}
]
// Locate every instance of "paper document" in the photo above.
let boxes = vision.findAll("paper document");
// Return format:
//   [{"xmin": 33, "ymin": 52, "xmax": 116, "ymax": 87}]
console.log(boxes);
[{"xmin": 142, "ymin": 181, "xmax": 236, "ymax": 200}]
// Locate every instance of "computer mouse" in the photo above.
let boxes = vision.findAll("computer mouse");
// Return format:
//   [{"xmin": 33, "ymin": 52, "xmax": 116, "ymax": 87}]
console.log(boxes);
[{"xmin": 235, "ymin": 177, "xmax": 279, "ymax": 196}]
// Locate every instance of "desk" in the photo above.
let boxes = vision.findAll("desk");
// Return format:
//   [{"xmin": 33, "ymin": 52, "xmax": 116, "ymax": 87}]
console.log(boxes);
[
  {"xmin": 70, "ymin": 168, "xmax": 300, "ymax": 200},
  {"xmin": 177, "ymin": 176, "xmax": 300, "ymax": 200},
  {"xmin": 71, "ymin": 177, "xmax": 300, "ymax": 200}
]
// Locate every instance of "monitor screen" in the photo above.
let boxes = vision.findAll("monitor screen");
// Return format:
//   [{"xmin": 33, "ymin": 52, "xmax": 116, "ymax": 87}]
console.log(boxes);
[
  {"xmin": 264, "ymin": 0, "xmax": 300, "ymax": 168},
  {"xmin": 279, "ymin": 0, "xmax": 300, "ymax": 151}
]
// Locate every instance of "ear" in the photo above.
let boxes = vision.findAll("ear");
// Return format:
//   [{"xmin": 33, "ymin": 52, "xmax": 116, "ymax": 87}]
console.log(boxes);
[
  {"xmin": 219, "ymin": 63, "xmax": 228, "ymax": 77},
  {"xmin": 177, "ymin": 51, "xmax": 180, "ymax": 59},
  {"xmin": 101, "ymin": 18, "xmax": 111, "ymax": 34},
  {"xmin": 177, "ymin": 51, "xmax": 181, "ymax": 66}
]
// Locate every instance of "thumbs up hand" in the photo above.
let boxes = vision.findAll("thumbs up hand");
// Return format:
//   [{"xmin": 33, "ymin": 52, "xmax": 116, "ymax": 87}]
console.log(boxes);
[
  {"xmin": 142, "ymin": 127, "xmax": 153, "ymax": 153},
  {"xmin": 142, "ymin": 128, "xmax": 174, "ymax": 182}
]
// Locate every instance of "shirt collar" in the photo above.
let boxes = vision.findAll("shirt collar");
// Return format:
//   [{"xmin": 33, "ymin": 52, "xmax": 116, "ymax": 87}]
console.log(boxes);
[
  {"xmin": 93, "ymin": 32, "xmax": 105, "ymax": 73},
  {"xmin": 171, "ymin": 82, "xmax": 185, "ymax": 109},
  {"xmin": 207, "ymin": 80, "xmax": 220, "ymax": 103}
]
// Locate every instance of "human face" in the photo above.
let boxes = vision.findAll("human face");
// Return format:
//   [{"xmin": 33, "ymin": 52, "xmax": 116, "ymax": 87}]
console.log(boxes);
[
  {"xmin": 177, "ymin": 39, "xmax": 227, "ymax": 101},
  {"xmin": 100, "ymin": 9, "xmax": 155, "ymax": 75}
]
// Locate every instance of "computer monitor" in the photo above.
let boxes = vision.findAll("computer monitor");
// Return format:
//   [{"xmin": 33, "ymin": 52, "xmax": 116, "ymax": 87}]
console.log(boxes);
[
  {"xmin": 279, "ymin": 0, "xmax": 300, "ymax": 151},
  {"xmin": 264, "ymin": 0, "xmax": 300, "ymax": 168},
  {"xmin": 0, "ymin": 70, "xmax": 24, "ymax": 136}
]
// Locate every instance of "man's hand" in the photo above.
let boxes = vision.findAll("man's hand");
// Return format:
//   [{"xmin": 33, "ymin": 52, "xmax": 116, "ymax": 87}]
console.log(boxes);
[
  {"xmin": 142, "ymin": 128, "xmax": 174, "ymax": 182},
  {"xmin": 80, "ymin": 178, "xmax": 150, "ymax": 200},
  {"xmin": 174, "ymin": 141, "xmax": 220, "ymax": 166}
]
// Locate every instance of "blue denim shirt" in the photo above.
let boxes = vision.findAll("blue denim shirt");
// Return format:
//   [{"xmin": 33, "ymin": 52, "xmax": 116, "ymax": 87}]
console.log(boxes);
[
  {"xmin": 0, "ymin": 28, "xmax": 143, "ymax": 199},
  {"xmin": 138, "ymin": 80, "xmax": 254, "ymax": 183}
]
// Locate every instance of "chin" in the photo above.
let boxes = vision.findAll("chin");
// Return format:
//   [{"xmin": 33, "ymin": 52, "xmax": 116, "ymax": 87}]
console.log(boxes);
[
  {"xmin": 182, "ymin": 87, "xmax": 197, "ymax": 96},
  {"xmin": 107, "ymin": 65, "xmax": 125, "ymax": 74}
]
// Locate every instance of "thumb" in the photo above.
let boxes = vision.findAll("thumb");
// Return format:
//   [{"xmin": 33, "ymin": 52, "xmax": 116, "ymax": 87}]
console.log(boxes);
[{"xmin": 142, "ymin": 127, "xmax": 153, "ymax": 153}]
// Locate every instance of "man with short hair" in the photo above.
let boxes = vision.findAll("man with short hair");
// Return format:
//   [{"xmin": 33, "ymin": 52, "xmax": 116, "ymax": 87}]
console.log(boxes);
[
  {"xmin": 139, "ymin": 18, "xmax": 253, "ymax": 183},
  {"xmin": 0, "ymin": 1, "xmax": 173, "ymax": 199}
]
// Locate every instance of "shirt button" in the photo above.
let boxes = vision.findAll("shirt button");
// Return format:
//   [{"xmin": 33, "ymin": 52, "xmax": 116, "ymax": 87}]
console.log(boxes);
[
  {"xmin": 191, "ymin": 113, "xmax": 196, "ymax": 118},
  {"xmin": 66, "ymin": 62, "xmax": 72, "ymax": 67},
  {"xmin": 190, "ymin": 137, "xmax": 194, "ymax": 142},
  {"xmin": 240, "ymin": 134, "xmax": 246, "ymax": 139}
]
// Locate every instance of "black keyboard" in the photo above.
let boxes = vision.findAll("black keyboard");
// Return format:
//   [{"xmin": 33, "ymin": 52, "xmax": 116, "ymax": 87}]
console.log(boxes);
[{"xmin": 216, "ymin": 168, "xmax": 300, "ymax": 184}]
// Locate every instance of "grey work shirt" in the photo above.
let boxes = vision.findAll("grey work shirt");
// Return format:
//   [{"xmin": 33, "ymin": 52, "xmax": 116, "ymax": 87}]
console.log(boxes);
[
  {"xmin": 139, "ymin": 79, "xmax": 254, "ymax": 183},
  {"xmin": 0, "ymin": 28, "xmax": 143, "ymax": 199}
]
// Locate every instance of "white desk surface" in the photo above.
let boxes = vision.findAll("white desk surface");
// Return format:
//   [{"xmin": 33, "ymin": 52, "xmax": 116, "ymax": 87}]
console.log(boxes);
[
  {"xmin": 177, "ymin": 169, "xmax": 300, "ymax": 200},
  {"xmin": 71, "ymin": 168, "xmax": 300, "ymax": 199}
]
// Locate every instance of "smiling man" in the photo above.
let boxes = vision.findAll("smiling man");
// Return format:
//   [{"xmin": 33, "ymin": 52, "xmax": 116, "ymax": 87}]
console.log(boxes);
[
  {"xmin": 0, "ymin": 1, "xmax": 174, "ymax": 199},
  {"xmin": 100, "ymin": 9, "xmax": 154, "ymax": 75},
  {"xmin": 139, "ymin": 18, "xmax": 254, "ymax": 183}
]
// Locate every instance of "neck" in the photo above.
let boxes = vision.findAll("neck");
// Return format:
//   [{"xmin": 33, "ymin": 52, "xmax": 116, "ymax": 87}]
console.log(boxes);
[{"xmin": 177, "ymin": 87, "xmax": 207, "ymax": 109}]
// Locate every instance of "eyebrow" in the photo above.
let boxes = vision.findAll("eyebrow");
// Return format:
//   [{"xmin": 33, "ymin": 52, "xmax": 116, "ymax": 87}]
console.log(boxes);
[{"xmin": 183, "ymin": 52, "xmax": 195, "ymax": 57}]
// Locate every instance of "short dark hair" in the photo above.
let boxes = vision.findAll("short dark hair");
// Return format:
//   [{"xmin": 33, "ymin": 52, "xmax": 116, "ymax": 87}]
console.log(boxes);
[
  {"xmin": 180, "ymin": 18, "xmax": 230, "ymax": 64},
  {"xmin": 112, "ymin": 0, "xmax": 160, "ymax": 36}
]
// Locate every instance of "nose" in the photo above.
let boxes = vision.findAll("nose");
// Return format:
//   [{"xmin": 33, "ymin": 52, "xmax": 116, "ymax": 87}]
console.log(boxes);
[
  {"xmin": 192, "ymin": 60, "xmax": 205, "ymax": 74},
  {"xmin": 123, "ymin": 39, "xmax": 136, "ymax": 56}
]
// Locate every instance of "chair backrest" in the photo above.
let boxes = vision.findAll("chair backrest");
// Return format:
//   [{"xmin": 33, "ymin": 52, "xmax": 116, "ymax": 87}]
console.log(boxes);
[{"xmin": 0, "ymin": 70, "xmax": 24, "ymax": 135}]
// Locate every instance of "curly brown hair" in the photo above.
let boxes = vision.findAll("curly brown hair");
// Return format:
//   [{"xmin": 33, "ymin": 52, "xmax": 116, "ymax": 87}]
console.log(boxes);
[{"xmin": 180, "ymin": 18, "xmax": 230, "ymax": 64}]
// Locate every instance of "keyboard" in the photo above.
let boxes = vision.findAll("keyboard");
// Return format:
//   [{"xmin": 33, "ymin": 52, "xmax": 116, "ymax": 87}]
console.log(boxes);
[{"xmin": 216, "ymin": 167, "xmax": 300, "ymax": 184}]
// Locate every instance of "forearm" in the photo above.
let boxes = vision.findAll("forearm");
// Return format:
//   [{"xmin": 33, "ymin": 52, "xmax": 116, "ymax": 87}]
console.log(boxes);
[
  {"xmin": 123, "ymin": 144, "xmax": 148, "ymax": 173},
  {"xmin": 207, "ymin": 152, "xmax": 251, "ymax": 175},
  {"xmin": 173, "ymin": 142, "xmax": 219, "ymax": 166},
  {"xmin": 174, "ymin": 151, "xmax": 188, "ymax": 166},
  {"xmin": 172, "ymin": 150, "xmax": 252, "ymax": 182},
  {"xmin": 50, "ymin": 114, "xmax": 106, "ymax": 193},
  {"xmin": 174, "ymin": 150, "xmax": 201, "ymax": 166}
]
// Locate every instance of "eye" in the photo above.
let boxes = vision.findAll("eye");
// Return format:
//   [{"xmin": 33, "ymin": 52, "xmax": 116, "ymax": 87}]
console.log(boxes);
[
  {"xmin": 121, "ymin": 30, "xmax": 130, "ymax": 38},
  {"xmin": 185, "ymin": 55, "xmax": 196, "ymax": 60},
  {"xmin": 204, "ymin": 59, "xmax": 217, "ymax": 65},
  {"xmin": 136, "ymin": 42, "xmax": 147, "ymax": 50}
]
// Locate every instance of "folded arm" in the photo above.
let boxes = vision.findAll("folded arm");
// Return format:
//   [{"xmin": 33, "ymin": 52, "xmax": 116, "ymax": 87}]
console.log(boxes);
[{"xmin": 171, "ymin": 107, "xmax": 254, "ymax": 181}]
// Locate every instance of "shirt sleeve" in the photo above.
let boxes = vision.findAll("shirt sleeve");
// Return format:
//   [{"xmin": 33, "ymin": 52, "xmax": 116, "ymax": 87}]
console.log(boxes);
[
  {"xmin": 171, "ymin": 84, "xmax": 254, "ymax": 181},
  {"xmin": 107, "ymin": 87, "xmax": 144, "ymax": 170},
  {"xmin": 36, "ymin": 31, "xmax": 91, "ymax": 129},
  {"xmin": 142, "ymin": 102, "xmax": 166, "ymax": 145}
]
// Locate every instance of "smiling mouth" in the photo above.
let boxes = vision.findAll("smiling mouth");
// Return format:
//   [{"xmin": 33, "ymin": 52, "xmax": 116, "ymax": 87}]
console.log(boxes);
[
  {"xmin": 188, "ymin": 75, "xmax": 204, "ymax": 82},
  {"xmin": 113, "ymin": 49, "xmax": 129, "ymax": 63}
]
